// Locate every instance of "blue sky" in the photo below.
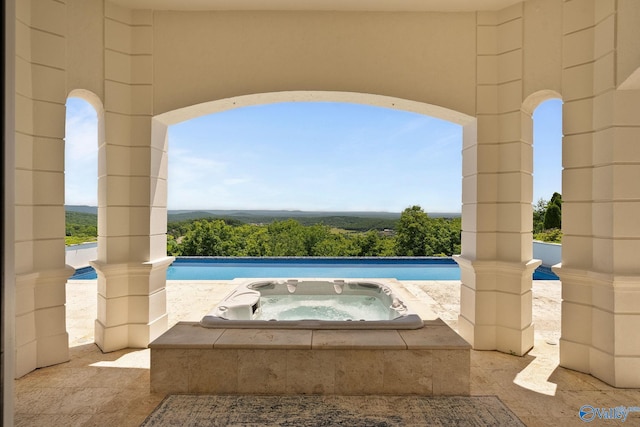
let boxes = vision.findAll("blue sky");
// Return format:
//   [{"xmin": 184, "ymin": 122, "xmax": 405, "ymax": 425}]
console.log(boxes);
[{"xmin": 65, "ymin": 98, "xmax": 562, "ymax": 213}]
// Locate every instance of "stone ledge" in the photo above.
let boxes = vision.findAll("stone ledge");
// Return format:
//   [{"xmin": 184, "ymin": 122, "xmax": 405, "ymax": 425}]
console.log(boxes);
[
  {"xmin": 312, "ymin": 330, "xmax": 407, "ymax": 350},
  {"xmin": 149, "ymin": 322, "xmax": 223, "ymax": 349},
  {"xmin": 150, "ymin": 321, "xmax": 471, "ymax": 351}
]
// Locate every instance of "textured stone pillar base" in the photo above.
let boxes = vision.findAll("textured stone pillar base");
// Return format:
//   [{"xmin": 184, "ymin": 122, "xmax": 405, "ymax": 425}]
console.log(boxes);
[
  {"xmin": 455, "ymin": 255, "xmax": 540, "ymax": 356},
  {"xmin": 556, "ymin": 266, "xmax": 640, "ymax": 388},
  {"xmin": 92, "ymin": 257, "xmax": 174, "ymax": 352}
]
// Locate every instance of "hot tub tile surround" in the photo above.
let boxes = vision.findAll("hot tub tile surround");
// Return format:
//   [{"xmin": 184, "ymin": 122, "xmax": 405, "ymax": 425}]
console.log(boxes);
[{"xmin": 150, "ymin": 320, "xmax": 471, "ymax": 396}]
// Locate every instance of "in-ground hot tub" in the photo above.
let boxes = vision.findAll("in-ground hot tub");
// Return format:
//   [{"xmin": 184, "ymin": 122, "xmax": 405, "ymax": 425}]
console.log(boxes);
[{"xmin": 200, "ymin": 279, "xmax": 424, "ymax": 329}]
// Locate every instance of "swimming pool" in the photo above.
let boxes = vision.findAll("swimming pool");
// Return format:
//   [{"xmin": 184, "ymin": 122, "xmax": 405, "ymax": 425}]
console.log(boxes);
[{"xmin": 70, "ymin": 257, "xmax": 559, "ymax": 280}]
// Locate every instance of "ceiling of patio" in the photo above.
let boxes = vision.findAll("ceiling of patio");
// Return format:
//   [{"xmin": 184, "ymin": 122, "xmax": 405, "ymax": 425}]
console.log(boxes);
[{"xmin": 110, "ymin": 0, "xmax": 524, "ymax": 12}]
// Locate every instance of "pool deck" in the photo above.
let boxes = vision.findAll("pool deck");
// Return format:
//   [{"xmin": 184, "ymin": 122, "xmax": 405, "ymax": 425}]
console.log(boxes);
[{"xmin": 14, "ymin": 279, "xmax": 640, "ymax": 426}]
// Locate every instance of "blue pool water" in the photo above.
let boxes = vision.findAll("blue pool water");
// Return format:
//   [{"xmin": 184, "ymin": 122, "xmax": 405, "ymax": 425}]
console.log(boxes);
[{"xmin": 70, "ymin": 257, "xmax": 559, "ymax": 281}]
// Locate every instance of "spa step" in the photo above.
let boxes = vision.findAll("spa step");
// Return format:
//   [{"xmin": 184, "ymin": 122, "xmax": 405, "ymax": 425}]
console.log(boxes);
[{"xmin": 150, "ymin": 322, "xmax": 471, "ymax": 396}]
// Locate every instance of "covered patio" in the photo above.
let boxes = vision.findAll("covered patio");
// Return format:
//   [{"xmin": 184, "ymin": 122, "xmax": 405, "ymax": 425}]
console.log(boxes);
[{"xmin": 4, "ymin": 0, "xmax": 640, "ymax": 424}]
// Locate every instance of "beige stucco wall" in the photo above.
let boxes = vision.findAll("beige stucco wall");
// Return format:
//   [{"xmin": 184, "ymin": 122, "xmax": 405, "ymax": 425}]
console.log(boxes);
[
  {"xmin": 152, "ymin": 11, "xmax": 478, "ymax": 117},
  {"xmin": 616, "ymin": 0, "xmax": 640, "ymax": 87},
  {"xmin": 66, "ymin": 0, "xmax": 105, "ymax": 99}
]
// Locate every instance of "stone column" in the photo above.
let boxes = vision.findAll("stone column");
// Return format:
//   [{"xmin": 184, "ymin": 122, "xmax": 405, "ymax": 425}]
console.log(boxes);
[
  {"xmin": 455, "ymin": 3, "xmax": 540, "ymax": 356},
  {"xmin": 556, "ymin": 0, "xmax": 640, "ymax": 387},
  {"xmin": 94, "ymin": 4, "xmax": 173, "ymax": 352},
  {"xmin": 13, "ymin": 0, "xmax": 72, "ymax": 377}
]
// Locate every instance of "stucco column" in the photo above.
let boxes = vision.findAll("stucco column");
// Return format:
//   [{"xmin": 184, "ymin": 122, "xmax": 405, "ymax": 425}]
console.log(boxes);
[
  {"xmin": 558, "ymin": 88, "xmax": 640, "ymax": 388},
  {"xmin": 94, "ymin": 5, "xmax": 173, "ymax": 352},
  {"xmin": 455, "ymin": 112, "xmax": 539, "ymax": 356},
  {"xmin": 556, "ymin": 0, "xmax": 640, "ymax": 387},
  {"xmin": 13, "ymin": 0, "xmax": 72, "ymax": 377},
  {"xmin": 455, "ymin": 4, "xmax": 539, "ymax": 356}
]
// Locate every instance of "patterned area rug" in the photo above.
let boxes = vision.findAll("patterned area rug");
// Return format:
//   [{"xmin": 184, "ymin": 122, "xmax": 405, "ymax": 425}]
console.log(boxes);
[{"xmin": 141, "ymin": 395, "xmax": 525, "ymax": 426}]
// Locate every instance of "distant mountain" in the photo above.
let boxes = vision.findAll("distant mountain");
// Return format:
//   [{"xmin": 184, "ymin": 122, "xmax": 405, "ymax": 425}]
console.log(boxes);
[
  {"xmin": 66, "ymin": 205, "xmax": 98, "ymax": 215},
  {"xmin": 65, "ymin": 206, "xmax": 460, "ymax": 221},
  {"xmin": 167, "ymin": 209, "xmax": 403, "ymax": 219}
]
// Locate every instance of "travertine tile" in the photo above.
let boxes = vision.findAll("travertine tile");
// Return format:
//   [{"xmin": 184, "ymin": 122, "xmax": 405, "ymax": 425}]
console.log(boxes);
[
  {"xmin": 14, "ymin": 386, "xmax": 67, "ymax": 414},
  {"xmin": 149, "ymin": 322, "xmax": 223, "ymax": 348},
  {"xmin": 97, "ymin": 387, "xmax": 164, "ymax": 417},
  {"xmin": 286, "ymin": 350, "xmax": 336, "ymax": 394},
  {"xmin": 82, "ymin": 366, "xmax": 149, "ymax": 388},
  {"xmin": 433, "ymin": 349, "xmax": 471, "ymax": 395},
  {"xmin": 382, "ymin": 350, "xmax": 433, "ymax": 395},
  {"xmin": 85, "ymin": 410, "xmax": 152, "ymax": 427},
  {"xmin": 188, "ymin": 349, "xmax": 238, "ymax": 393},
  {"xmin": 150, "ymin": 349, "xmax": 189, "ymax": 394},
  {"xmin": 55, "ymin": 387, "xmax": 117, "ymax": 414},
  {"xmin": 334, "ymin": 350, "xmax": 384, "ymax": 394},
  {"xmin": 16, "ymin": 366, "xmax": 98, "ymax": 389},
  {"xmin": 312, "ymin": 330, "xmax": 406, "ymax": 350},
  {"xmin": 215, "ymin": 329, "xmax": 312, "ymax": 349},
  {"xmin": 237, "ymin": 349, "xmax": 287, "ymax": 394},
  {"xmin": 15, "ymin": 413, "xmax": 94, "ymax": 427}
]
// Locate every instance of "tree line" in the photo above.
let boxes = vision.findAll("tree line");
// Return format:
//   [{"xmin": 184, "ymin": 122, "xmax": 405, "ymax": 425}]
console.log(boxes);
[
  {"xmin": 69, "ymin": 195, "xmax": 563, "ymax": 252},
  {"xmin": 167, "ymin": 205, "xmax": 461, "ymax": 257},
  {"xmin": 65, "ymin": 211, "xmax": 98, "ymax": 245},
  {"xmin": 533, "ymin": 192, "xmax": 562, "ymax": 243}
]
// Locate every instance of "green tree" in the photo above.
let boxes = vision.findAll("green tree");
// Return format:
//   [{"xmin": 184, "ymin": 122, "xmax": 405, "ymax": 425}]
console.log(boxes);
[
  {"xmin": 303, "ymin": 224, "xmax": 333, "ymax": 255},
  {"xmin": 65, "ymin": 211, "xmax": 98, "ymax": 245},
  {"xmin": 267, "ymin": 219, "xmax": 307, "ymax": 256},
  {"xmin": 179, "ymin": 219, "xmax": 237, "ymax": 256},
  {"xmin": 348, "ymin": 230, "xmax": 395, "ymax": 257},
  {"xmin": 232, "ymin": 224, "xmax": 270, "ymax": 256},
  {"xmin": 543, "ymin": 203, "xmax": 562, "ymax": 230},
  {"xmin": 311, "ymin": 233, "xmax": 359, "ymax": 256},
  {"xmin": 424, "ymin": 217, "xmax": 461, "ymax": 256},
  {"xmin": 543, "ymin": 192, "xmax": 562, "ymax": 230},
  {"xmin": 395, "ymin": 206, "xmax": 430, "ymax": 256},
  {"xmin": 534, "ymin": 227, "xmax": 562, "ymax": 243},
  {"xmin": 533, "ymin": 198, "xmax": 548, "ymax": 234},
  {"xmin": 167, "ymin": 234, "xmax": 181, "ymax": 255}
]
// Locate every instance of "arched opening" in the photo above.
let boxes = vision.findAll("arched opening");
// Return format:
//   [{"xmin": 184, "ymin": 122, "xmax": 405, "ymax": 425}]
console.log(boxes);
[
  {"xmin": 533, "ymin": 99, "xmax": 563, "ymax": 240},
  {"xmin": 506, "ymin": 93, "xmax": 563, "ymax": 392},
  {"xmin": 166, "ymin": 101, "xmax": 463, "ymax": 213},
  {"xmin": 164, "ymin": 100, "xmax": 465, "ymax": 259},
  {"xmin": 65, "ymin": 97, "xmax": 98, "ymax": 227},
  {"xmin": 64, "ymin": 90, "xmax": 102, "ymax": 346},
  {"xmin": 156, "ymin": 93, "xmax": 474, "ymax": 262},
  {"xmin": 531, "ymin": 97, "xmax": 563, "ymax": 353}
]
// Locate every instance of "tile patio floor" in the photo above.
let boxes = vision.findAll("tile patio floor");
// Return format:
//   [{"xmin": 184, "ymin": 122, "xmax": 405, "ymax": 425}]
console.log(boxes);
[{"xmin": 13, "ymin": 280, "xmax": 640, "ymax": 426}]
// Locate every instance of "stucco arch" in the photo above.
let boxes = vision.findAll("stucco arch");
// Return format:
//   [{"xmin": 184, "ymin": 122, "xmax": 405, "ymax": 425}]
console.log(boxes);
[
  {"xmin": 151, "ymin": 90, "xmax": 476, "ymax": 235},
  {"xmin": 154, "ymin": 91, "xmax": 476, "ymax": 128},
  {"xmin": 151, "ymin": 90, "xmax": 476, "ymax": 237},
  {"xmin": 151, "ymin": 11, "xmax": 479, "ymax": 121},
  {"xmin": 67, "ymin": 89, "xmax": 104, "ymax": 120},
  {"xmin": 522, "ymin": 89, "xmax": 564, "ymax": 208},
  {"xmin": 522, "ymin": 90, "xmax": 563, "ymax": 117}
]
